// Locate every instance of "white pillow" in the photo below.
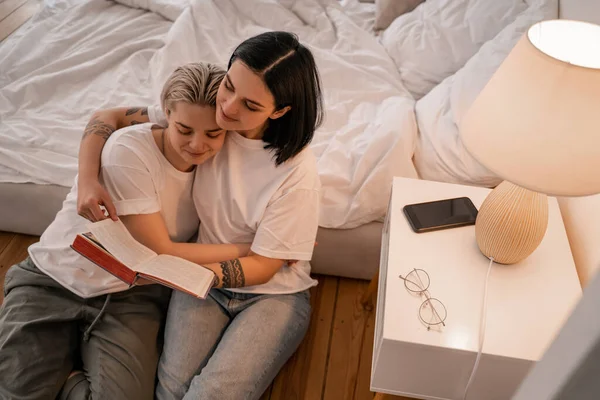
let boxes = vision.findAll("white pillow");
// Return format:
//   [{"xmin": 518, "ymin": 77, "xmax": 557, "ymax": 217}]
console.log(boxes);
[
  {"xmin": 381, "ymin": 0, "xmax": 528, "ymax": 100},
  {"xmin": 413, "ymin": 0, "xmax": 558, "ymax": 186}
]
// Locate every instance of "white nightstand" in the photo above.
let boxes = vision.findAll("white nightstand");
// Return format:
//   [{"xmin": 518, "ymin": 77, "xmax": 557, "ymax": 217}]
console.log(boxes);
[{"xmin": 370, "ymin": 177, "xmax": 582, "ymax": 400}]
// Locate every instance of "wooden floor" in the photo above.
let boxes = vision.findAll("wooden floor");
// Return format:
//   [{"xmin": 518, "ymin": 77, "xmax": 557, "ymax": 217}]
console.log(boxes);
[
  {"xmin": 0, "ymin": 4, "xmax": 411, "ymax": 399},
  {"xmin": 0, "ymin": 0, "xmax": 40, "ymax": 42},
  {"xmin": 0, "ymin": 232, "xmax": 410, "ymax": 400}
]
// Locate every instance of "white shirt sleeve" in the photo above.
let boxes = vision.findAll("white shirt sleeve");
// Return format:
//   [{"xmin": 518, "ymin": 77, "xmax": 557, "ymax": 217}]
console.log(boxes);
[
  {"xmin": 100, "ymin": 143, "xmax": 161, "ymax": 217},
  {"xmin": 147, "ymin": 104, "xmax": 168, "ymax": 126},
  {"xmin": 251, "ymin": 188, "xmax": 320, "ymax": 261}
]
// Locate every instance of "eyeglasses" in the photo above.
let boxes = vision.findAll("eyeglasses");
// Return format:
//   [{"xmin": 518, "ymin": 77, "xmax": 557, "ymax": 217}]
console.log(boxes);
[{"xmin": 399, "ymin": 268, "xmax": 447, "ymax": 330}]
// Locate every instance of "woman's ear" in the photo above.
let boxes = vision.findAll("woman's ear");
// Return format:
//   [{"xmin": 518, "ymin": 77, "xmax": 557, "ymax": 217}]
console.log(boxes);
[{"xmin": 269, "ymin": 105, "xmax": 291, "ymax": 120}]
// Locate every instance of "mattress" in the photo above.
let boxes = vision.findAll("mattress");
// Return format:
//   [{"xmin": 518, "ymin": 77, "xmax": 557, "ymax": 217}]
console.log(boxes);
[
  {"xmin": 312, "ymin": 220, "xmax": 381, "ymax": 280},
  {"xmin": 0, "ymin": 181, "xmax": 381, "ymax": 280},
  {"xmin": 0, "ymin": 182, "xmax": 68, "ymax": 236}
]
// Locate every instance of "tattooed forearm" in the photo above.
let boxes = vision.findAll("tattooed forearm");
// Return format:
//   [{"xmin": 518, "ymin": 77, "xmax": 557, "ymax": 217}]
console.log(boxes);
[
  {"xmin": 82, "ymin": 118, "xmax": 116, "ymax": 141},
  {"xmin": 212, "ymin": 274, "xmax": 220, "ymax": 288},
  {"xmin": 219, "ymin": 259, "xmax": 245, "ymax": 288},
  {"xmin": 141, "ymin": 107, "xmax": 148, "ymax": 116},
  {"xmin": 125, "ymin": 107, "xmax": 142, "ymax": 116},
  {"xmin": 130, "ymin": 120, "xmax": 141, "ymax": 125}
]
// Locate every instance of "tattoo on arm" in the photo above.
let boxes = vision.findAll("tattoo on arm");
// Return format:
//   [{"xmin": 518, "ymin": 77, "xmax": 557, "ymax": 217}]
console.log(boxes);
[
  {"xmin": 212, "ymin": 274, "xmax": 220, "ymax": 288},
  {"xmin": 82, "ymin": 118, "xmax": 116, "ymax": 141},
  {"xmin": 141, "ymin": 107, "xmax": 148, "ymax": 116},
  {"xmin": 130, "ymin": 120, "xmax": 141, "ymax": 125},
  {"xmin": 125, "ymin": 107, "xmax": 142, "ymax": 116},
  {"xmin": 219, "ymin": 259, "xmax": 245, "ymax": 288}
]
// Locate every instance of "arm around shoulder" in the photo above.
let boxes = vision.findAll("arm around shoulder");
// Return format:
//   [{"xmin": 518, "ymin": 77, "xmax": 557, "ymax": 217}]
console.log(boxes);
[{"xmin": 77, "ymin": 106, "xmax": 151, "ymax": 221}]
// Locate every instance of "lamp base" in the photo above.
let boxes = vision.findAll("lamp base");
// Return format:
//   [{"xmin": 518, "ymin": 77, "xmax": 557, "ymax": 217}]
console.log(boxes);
[{"xmin": 476, "ymin": 181, "xmax": 548, "ymax": 265}]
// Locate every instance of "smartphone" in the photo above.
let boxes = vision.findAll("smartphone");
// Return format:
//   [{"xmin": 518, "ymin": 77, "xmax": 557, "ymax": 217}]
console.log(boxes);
[{"xmin": 403, "ymin": 197, "xmax": 478, "ymax": 233}]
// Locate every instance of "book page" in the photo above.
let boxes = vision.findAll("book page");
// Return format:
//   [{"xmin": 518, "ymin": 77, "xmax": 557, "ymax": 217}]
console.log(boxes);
[
  {"xmin": 88, "ymin": 219, "xmax": 157, "ymax": 270},
  {"xmin": 137, "ymin": 254, "xmax": 215, "ymax": 298},
  {"xmin": 82, "ymin": 232, "xmax": 109, "ymax": 253}
]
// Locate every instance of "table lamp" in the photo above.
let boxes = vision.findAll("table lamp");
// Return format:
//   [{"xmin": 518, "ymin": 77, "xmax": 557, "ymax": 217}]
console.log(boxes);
[{"xmin": 460, "ymin": 19, "xmax": 600, "ymax": 265}]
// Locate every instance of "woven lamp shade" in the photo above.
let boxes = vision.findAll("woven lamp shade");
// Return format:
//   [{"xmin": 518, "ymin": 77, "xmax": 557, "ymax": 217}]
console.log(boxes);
[{"xmin": 460, "ymin": 20, "xmax": 600, "ymax": 264}]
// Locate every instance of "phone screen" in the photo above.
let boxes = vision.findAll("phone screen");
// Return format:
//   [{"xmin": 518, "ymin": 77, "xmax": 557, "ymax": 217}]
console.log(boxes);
[{"xmin": 403, "ymin": 197, "xmax": 478, "ymax": 233}]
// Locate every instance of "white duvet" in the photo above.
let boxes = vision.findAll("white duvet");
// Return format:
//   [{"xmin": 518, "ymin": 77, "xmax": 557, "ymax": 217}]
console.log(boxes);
[
  {"xmin": 0, "ymin": 0, "xmax": 418, "ymax": 229},
  {"xmin": 0, "ymin": 0, "xmax": 173, "ymax": 184}
]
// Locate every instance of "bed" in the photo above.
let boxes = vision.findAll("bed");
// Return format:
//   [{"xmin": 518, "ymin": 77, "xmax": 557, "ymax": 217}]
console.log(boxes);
[{"xmin": 0, "ymin": 0, "xmax": 559, "ymax": 279}]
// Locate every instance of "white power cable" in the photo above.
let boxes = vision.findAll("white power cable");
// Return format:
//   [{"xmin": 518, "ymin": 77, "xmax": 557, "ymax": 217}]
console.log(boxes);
[{"xmin": 462, "ymin": 257, "xmax": 494, "ymax": 400}]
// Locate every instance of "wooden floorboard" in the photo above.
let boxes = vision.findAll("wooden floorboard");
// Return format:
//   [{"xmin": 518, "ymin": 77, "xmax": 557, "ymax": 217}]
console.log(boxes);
[
  {"xmin": 0, "ymin": 0, "xmax": 29, "ymax": 21},
  {"xmin": 0, "ymin": 232, "xmax": 37, "ymax": 268},
  {"xmin": 0, "ymin": 232, "xmax": 17, "ymax": 300},
  {"xmin": 270, "ymin": 275, "xmax": 339, "ymax": 400},
  {"xmin": 0, "ymin": 232, "xmax": 39, "ymax": 302},
  {"xmin": 0, "ymin": 231, "xmax": 16, "ymax": 256},
  {"xmin": 323, "ymin": 279, "xmax": 371, "ymax": 400},
  {"xmin": 0, "ymin": 0, "xmax": 39, "ymax": 42},
  {"xmin": 259, "ymin": 384, "xmax": 272, "ymax": 400},
  {"xmin": 355, "ymin": 302, "xmax": 378, "ymax": 399}
]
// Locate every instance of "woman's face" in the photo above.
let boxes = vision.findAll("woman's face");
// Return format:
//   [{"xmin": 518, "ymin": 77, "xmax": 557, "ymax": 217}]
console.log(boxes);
[
  {"xmin": 165, "ymin": 102, "xmax": 226, "ymax": 167},
  {"xmin": 215, "ymin": 60, "xmax": 289, "ymax": 134}
]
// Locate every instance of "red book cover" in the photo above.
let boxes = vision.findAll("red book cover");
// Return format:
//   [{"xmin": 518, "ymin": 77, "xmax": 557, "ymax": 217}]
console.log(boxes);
[
  {"xmin": 71, "ymin": 220, "xmax": 216, "ymax": 299},
  {"xmin": 71, "ymin": 234, "xmax": 138, "ymax": 285}
]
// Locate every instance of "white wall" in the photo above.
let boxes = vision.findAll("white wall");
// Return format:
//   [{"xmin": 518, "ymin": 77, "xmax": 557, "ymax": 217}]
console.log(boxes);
[{"xmin": 559, "ymin": 0, "xmax": 600, "ymax": 24}]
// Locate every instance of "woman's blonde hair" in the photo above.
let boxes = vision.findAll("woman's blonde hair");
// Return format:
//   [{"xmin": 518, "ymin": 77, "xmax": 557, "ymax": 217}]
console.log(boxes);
[{"xmin": 160, "ymin": 62, "xmax": 226, "ymax": 114}]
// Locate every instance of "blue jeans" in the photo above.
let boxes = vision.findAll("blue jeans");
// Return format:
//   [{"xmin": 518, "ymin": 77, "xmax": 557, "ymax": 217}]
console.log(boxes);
[{"xmin": 156, "ymin": 288, "xmax": 312, "ymax": 400}]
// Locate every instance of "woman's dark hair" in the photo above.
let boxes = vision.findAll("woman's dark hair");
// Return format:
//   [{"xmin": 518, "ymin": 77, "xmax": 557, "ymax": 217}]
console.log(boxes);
[{"xmin": 228, "ymin": 31, "xmax": 324, "ymax": 166}]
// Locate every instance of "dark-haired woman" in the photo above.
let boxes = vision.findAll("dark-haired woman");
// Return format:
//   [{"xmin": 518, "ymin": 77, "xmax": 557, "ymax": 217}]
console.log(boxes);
[{"xmin": 77, "ymin": 31, "xmax": 324, "ymax": 400}]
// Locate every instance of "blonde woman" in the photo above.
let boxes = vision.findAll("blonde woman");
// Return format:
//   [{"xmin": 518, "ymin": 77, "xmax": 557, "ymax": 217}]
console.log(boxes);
[{"xmin": 0, "ymin": 63, "xmax": 247, "ymax": 400}]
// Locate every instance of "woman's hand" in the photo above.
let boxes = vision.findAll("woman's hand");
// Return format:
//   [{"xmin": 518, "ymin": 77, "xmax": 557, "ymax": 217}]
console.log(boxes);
[{"xmin": 77, "ymin": 179, "xmax": 118, "ymax": 222}]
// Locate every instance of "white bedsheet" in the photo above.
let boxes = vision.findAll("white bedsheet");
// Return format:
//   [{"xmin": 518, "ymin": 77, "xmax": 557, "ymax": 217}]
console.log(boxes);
[
  {"xmin": 338, "ymin": 0, "xmax": 377, "ymax": 34},
  {"xmin": 0, "ymin": 0, "xmax": 172, "ymax": 184},
  {"xmin": 0, "ymin": 0, "xmax": 418, "ymax": 229}
]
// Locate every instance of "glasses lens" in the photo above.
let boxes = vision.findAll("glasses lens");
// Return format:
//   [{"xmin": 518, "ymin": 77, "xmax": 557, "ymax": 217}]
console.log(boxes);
[
  {"xmin": 419, "ymin": 298, "xmax": 447, "ymax": 327},
  {"xmin": 404, "ymin": 269, "xmax": 430, "ymax": 293}
]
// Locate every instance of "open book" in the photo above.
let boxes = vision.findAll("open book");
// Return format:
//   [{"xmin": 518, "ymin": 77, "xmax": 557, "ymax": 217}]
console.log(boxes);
[{"xmin": 71, "ymin": 219, "xmax": 216, "ymax": 299}]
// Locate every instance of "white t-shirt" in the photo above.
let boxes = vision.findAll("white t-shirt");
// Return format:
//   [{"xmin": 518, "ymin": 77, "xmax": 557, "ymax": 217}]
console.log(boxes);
[
  {"xmin": 28, "ymin": 124, "xmax": 198, "ymax": 298},
  {"xmin": 149, "ymin": 105, "xmax": 320, "ymax": 295}
]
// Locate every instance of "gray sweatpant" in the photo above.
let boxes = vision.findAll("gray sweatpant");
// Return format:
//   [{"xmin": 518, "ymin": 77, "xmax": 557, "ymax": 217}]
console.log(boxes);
[{"xmin": 0, "ymin": 257, "xmax": 171, "ymax": 400}]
